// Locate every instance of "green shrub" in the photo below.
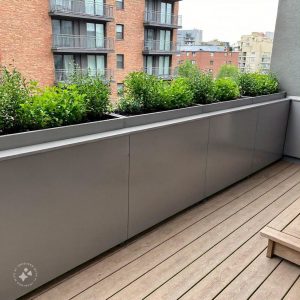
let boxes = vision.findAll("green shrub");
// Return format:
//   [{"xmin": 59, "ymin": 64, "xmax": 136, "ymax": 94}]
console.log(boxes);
[
  {"xmin": 160, "ymin": 77, "xmax": 194, "ymax": 109},
  {"xmin": 239, "ymin": 73, "xmax": 279, "ymax": 96},
  {"xmin": 118, "ymin": 72, "xmax": 165, "ymax": 114},
  {"xmin": 217, "ymin": 65, "xmax": 240, "ymax": 82},
  {"xmin": 20, "ymin": 85, "xmax": 87, "ymax": 130},
  {"xmin": 214, "ymin": 78, "xmax": 240, "ymax": 102},
  {"xmin": 177, "ymin": 61, "xmax": 215, "ymax": 104},
  {"xmin": 0, "ymin": 66, "xmax": 36, "ymax": 134},
  {"xmin": 68, "ymin": 74, "xmax": 111, "ymax": 120}
]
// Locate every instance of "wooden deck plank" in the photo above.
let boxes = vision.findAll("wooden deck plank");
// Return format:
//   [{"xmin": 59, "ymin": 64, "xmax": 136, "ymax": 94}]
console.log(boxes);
[
  {"xmin": 268, "ymin": 197, "xmax": 300, "ymax": 231},
  {"xmin": 250, "ymin": 261, "xmax": 300, "ymax": 300},
  {"xmin": 284, "ymin": 215, "xmax": 300, "ymax": 238},
  {"xmin": 108, "ymin": 175, "xmax": 300, "ymax": 300},
  {"xmin": 35, "ymin": 161, "xmax": 290, "ymax": 300},
  {"xmin": 145, "ymin": 182, "xmax": 300, "ymax": 300},
  {"xmin": 70, "ymin": 167, "xmax": 300, "ymax": 299},
  {"xmin": 284, "ymin": 276, "xmax": 300, "ymax": 300},
  {"xmin": 215, "ymin": 251, "xmax": 281, "ymax": 300}
]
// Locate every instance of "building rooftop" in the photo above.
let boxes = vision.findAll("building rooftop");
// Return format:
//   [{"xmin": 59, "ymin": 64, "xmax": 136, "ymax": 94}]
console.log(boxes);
[{"xmin": 179, "ymin": 45, "xmax": 235, "ymax": 52}]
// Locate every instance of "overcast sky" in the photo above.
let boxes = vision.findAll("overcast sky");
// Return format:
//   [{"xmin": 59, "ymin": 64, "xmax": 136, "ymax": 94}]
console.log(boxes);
[{"xmin": 179, "ymin": 0, "xmax": 279, "ymax": 44}]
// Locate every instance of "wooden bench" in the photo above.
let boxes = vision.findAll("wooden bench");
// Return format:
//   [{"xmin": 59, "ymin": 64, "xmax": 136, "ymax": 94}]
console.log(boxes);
[{"xmin": 261, "ymin": 198, "xmax": 300, "ymax": 266}]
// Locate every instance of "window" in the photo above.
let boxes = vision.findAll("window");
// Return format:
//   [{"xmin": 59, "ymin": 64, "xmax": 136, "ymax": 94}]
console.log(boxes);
[
  {"xmin": 159, "ymin": 56, "xmax": 170, "ymax": 75},
  {"xmin": 160, "ymin": 2, "xmax": 172, "ymax": 24},
  {"xmin": 225, "ymin": 53, "xmax": 228, "ymax": 57},
  {"xmin": 210, "ymin": 52, "xmax": 214, "ymax": 57},
  {"xmin": 116, "ymin": 0, "xmax": 124, "ymax": 10},
  {"xmin": 54, "ymin": 54, "xmax": 74, "ymax": 81},
  {"xmin": 228, "ymin": 61, "xmax": 232, "ymax": 64},
  {"xmin": 117, "ymin": 83, "xmax": 124, "ymax": 96},
  {"xmin": 87, "ymin": 55, "xmax": 105, "ymax": 76},
  {"xmin": 159, "ymin": 30, "xmax": 171, "ymax": 51},
  {"xmin": 85, "ymin": 0, "xmax": 104, "ymax": 16},
  {"xmin": 186, "ymin": 52, "xmax": 190, "ymax": 56},
  {"xmin": 210, "ymin": 60, "xmax": 214, "ymax": 65},
  {"xmin": 117, "ymin": 54, "xmax": 124, "ymax": 69},
  {"xmin": 192, "ymin": 52, "xmax": 196, "ymax": 57},
  {"xmin": 116, "ymin": 24, "xmax": 124, "ymax": 40},
  {"xmin": 87, "ymin": 23, "xmax": 104, "ymax": 48},
  {"xmin": 192, "ymin": 60, "xmax": 196, "ymax": 65}
]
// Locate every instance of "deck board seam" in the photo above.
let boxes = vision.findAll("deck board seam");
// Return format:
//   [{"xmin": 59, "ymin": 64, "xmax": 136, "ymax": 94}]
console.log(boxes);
[
  {"xmin": 96, "ymin": 174, "xmax": 300, "ymax": 299},
  {"xmin": 114, "ymin": 181, "xmax": 300, "ymax": 299},
  {"xmin": 283, "ymin": 274, "xmax": 300, "ymax": 299},
  {"xmin": 67, "ymin": 164, "xmax": 298, "ymax": 299},
  {"xmin": 167, "ymin": 192, "xmax": 300, "ymax": 300}
]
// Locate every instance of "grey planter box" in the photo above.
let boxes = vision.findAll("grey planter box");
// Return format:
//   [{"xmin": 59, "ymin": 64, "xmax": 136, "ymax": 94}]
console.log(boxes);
[{"xmin": 0, "ymin": 95, "xmax": 290, "ymax": 300}]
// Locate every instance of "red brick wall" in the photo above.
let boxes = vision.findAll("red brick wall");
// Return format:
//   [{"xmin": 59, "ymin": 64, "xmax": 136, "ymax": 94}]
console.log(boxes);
[
  {"xmin": 175, "ymin": 51, "xmax": 239, "ymax": 77},
  {"xmin": 0, "ymin": 0, "xmax": 54, "ymax": 85},
  {"xmin": 106, "ymin": 0, "xmax": 145, "ymax": 100}
]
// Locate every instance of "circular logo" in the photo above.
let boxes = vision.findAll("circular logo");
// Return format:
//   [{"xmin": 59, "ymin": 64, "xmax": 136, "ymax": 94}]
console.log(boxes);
[{"xmin": 13, "ymin": 263, "xmax": 38, "ymax": 287}]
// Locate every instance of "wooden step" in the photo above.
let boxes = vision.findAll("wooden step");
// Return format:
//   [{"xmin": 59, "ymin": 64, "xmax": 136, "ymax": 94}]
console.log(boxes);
[{"xmin": 261, "ymin": 198, "xmax": 300, "ymax": 266}]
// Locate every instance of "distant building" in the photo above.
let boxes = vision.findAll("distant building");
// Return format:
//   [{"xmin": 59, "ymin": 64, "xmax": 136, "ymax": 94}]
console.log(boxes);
[
  {"xmin": 175, "ymin": 45, "xmax": 239, "ymax": 77},
  {"xmin": 177, "ymin": 29, "xmax": 203, "ymax": 46},
  {"xmin": 238, "ymin": 32, "xmax": 274, "ymax": 73}
]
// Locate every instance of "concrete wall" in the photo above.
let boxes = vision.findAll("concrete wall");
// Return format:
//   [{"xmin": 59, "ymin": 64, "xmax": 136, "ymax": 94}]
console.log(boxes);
[{"xmin": 271, "ymin": 0, "xmax": 300, "ymax": 96}]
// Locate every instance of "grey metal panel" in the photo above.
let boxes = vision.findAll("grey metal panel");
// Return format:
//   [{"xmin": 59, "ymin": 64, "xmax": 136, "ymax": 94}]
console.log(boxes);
[
  {"xmin": 271, "ymin": 0, "xmax": 300, "ymax": 96},
  {"xmin": 0, "ymin": 137, "xmax": 129, "ymax": 300},
  {"xmin": 205, "ymin": 109, "xmax": 257, "ymax": 197},
  {"xmin": 251, "ymin": 92, "xmax": 287, "ymax": 104},
  {"xmin": 124, "ymin": 105, "xmax": 204, "ymax": 127},
  {"xmin": 284, "ymin": 100, "xmax": 300, "ymax": 158},
  {"xmin": 128, "ymin": 119, "xmax": 209, "ymax": 237},
  {"xmin": 202, "ymin": 97, "xmax": 253, "ymax": 114},
  {"xmin": 0, "ymin": 117, "xmax": 125, "ymax": 152},
  {"xmin": 252, "ymin": 101, "xmax": 290, "ymax": 172}
]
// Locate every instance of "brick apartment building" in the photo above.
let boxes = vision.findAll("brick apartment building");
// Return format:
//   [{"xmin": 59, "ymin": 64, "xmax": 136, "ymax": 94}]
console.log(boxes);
[
  {"xmin": 175, "ymin": 45, "xmax": 239, "ymax": 77},
  {"xmin": 0, "ymin": 0, "xmax": 181, "ymax": 98}
]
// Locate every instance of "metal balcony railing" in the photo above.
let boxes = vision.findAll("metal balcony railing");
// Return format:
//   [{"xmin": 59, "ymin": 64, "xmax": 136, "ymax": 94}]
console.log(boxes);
[
  {"xmin": 49, "ymin": 0, "xmax": 114, "ymax": 19},
  {"xmin": 55, "ymin": 68, "xmax": 113, "ymax": 82},
  {"xmin": 144, "ymin": 40, "xmax": 180, "ymax": 53},
  {"xmin": 52, "ymin": 35, "xmax": 114, "ymax": 51},
  {"xmin": 144, "ymin": 67, "xmax": 174, "ymax": 80},
  {"xmin": 144, "ymin": 10, "xmax": 182, "ymax": 27}
]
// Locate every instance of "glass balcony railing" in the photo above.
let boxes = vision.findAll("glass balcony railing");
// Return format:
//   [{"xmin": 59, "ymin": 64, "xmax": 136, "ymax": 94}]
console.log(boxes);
[
  {"xmin": 55, "ymin": 68, "xmax": 113, "ymax": 82},
  {"xmin": 52, "ymin": 34, "xmax": 114, "ymax": 51},
  {"xmin": 144, "ymin": 40, "xmax": 180, "ymax": 53},
  {"xmin": 144, "ymin": 10, "xmax": 182, "ymax": 27},
  {"xmin": 49, "ymin": 0, "xmax": 114, "ymax": 20},
  {"xmin": 144, "ymin": 67, "xmax": 174, "ymax": 80}
]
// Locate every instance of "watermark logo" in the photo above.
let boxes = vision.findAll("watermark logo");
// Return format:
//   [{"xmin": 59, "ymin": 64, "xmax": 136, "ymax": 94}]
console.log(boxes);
[{"xmin": 13, "ymin": 263, "xmax": 38, "ymax": 287}]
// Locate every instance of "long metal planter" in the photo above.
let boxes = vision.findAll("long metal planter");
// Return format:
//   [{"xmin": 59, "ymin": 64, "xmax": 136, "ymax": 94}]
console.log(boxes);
[{"xmin": 0, "ymin": 95, "xmax": 290, "ymax": 299}]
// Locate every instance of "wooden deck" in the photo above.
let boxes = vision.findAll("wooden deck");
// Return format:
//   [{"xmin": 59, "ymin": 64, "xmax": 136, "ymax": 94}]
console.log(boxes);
[{"xmin": 27, "ymin": 160, "xmax": 300, "ymax": 300}]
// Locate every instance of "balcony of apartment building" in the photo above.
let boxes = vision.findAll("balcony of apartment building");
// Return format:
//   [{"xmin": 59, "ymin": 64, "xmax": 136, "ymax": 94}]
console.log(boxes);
[
  {"xmin": 49, "ymin": 0, "xmax": 114, "ymax": 22},
  {"xmin": 144, "ymin": 66, "xmax": 174, "ymax": 80},
  {"xmin": 144, "ymin": 10, "xmax": 182, "ymax": 28},
  {"xmin": 52, "ymin": 34, "xmax": 114, "ymax": 53},
  {"xmin": 143, "ymin": 39, "xmax": 180, "ymax": 55},
  {"xmin": 3, "ymin": 1, "xmax": 300, "ymax": 299}
]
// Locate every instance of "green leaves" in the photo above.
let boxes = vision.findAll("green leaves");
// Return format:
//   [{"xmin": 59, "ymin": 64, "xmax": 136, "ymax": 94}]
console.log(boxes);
[
  {"xmin": 214, "ymin": 78, "xmax": 240, "ymax": 102},
  {"xmin": 117, "ymin": 72, "xmax": 194, "ymax": 115},
  {"xmin": 239, "ymin": 73, "xmax": 279, "ymax": 96}
]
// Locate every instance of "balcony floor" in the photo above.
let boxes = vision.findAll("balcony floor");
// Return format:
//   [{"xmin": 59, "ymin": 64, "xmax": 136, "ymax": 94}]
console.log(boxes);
[{"xmin": 27, "ymin": 160, "xmax": 300, "ymax": 300}]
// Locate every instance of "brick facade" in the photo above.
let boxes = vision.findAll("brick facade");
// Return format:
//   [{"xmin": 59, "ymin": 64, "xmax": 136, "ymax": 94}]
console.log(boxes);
[
  {"xmin": 0, "ymin": 0, "xmax": 180, "ymax": 99},
  {"xmin": 175, "ymin": 50, "xmax": 239, "ymax": 77},
  {"xmin": 0, "ymin": 0, "xmax": 54, "ymax": 86}
]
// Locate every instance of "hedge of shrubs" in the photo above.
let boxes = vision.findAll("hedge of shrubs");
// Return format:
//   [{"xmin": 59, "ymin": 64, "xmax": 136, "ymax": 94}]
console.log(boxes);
[
  {"xmin": 0, "ymin": 63, "xmax": 280, "ymax": 134},
  {"xmin": 118, "ymin": 62, "xmax": 280, "ymax": 115},
  {"xmin": 0, "ymin": 66, "xmax": 110, "ymax": 135}
]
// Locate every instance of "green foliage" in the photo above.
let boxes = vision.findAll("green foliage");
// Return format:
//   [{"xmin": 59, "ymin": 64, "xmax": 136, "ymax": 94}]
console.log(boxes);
[
  {"xmin": 160, "ymin": 77, "xmax": 194, "ymax": 110},
  {"xmin": 20, "ymin": 85, "xmax": 87, "ymax": 130},
  {"xmin": 0, "ymin": 66, "xmax": 36, "ymax": 134},
  {"xmin": 117, "ymin": 72, "xmax": 194, "ymax": 114},
  {"xmin": 177, "ymin": 61, "xmax": 215, "ymax": 104},
  {"xmin": 217, "ymin": 65, "xmax": 240, "ymax": 82},
  {"xmin": 239, "ymin": 73, "xmax": 279, "ymax": 96},
  {"xmin": 214, "ymin": 78, "xmax": 240, "ymax": 102},
  {"xmin": 68, "ymin": 74, "xmax": 111, "ymax": 120}
]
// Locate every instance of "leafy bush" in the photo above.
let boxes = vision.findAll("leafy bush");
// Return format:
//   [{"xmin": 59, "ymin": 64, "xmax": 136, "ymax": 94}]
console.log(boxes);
[
  {"xmin": 239, "ymin": 73, "xmax": 279, "ymax": 96},
  {"xmin": 0, "ymin": 66, "xmax": 36, "ymax": 134},
  {"xmin": 20, "ymin": 85, "xmax": 87, "ymax": 130},
  {"xmin": 177, "ymin": 61, "xmax": 215, "ymax": 104},
  {"xmin": 217, "ymin": 65, "xmax": 240, "ymax": 82},
  {"xmin": 117, "ymin": 72, "xmax": 194, "ymax": 114},
  {"xmin": 214, "ymin": 78, "xmax": 240, "ymax": 102},
  {"xmin": 117, "ymin": 72, "xmax": 164, "ymax": 114},
  {"xmin": 68, "ymin": 74, "xmax": 111, "ymax": 120},
  {"xmin": 160, "ymin": 77, "xmax": 194, "ymax": 110}
]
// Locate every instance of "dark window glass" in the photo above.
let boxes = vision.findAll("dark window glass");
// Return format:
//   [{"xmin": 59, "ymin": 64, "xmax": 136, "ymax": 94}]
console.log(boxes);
[
  {"xmin": 116, "ymin": 0, "xmax": 124, "ymax": 10},
  {"xmin": 116, "ymin": 54, "xmax": 124, "ymax": 69}
]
